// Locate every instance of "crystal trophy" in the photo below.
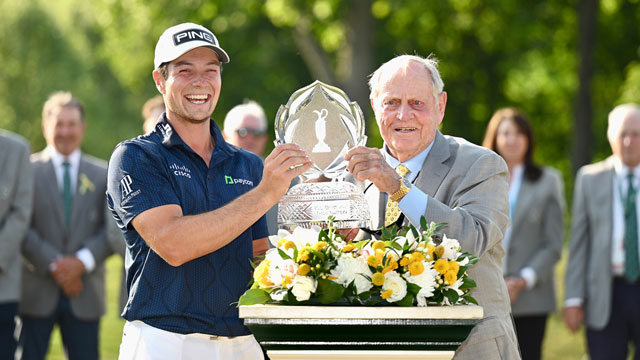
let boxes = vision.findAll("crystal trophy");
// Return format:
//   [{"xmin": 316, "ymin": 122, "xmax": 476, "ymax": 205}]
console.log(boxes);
[{"xmin": 275, "ymin": 80, "xmax": 371, "ymax": 230}]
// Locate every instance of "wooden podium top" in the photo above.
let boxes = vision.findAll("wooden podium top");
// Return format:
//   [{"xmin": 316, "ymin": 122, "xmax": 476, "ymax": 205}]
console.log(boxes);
[{"xmin": 239, "ymin": 304, "xmax": 483, "ymax": 320}]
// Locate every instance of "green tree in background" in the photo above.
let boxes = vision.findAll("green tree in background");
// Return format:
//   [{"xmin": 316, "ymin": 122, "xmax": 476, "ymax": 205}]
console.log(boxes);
[{"xmin": 1, "ymin": 0, "xmax": 639, "ymax": 183}]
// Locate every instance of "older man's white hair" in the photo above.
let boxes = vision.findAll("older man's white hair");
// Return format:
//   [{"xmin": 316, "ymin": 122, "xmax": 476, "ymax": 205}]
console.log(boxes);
[
  {"xmin": 368, "ymin": 54, "xmax": 445, "ymax": 108},
  {"xmin": 607, "ymin": 103, "xmax": 640, "ymax": 142},
  {"xmin": 223, "ymin": 100, "xmax": 267, "ymax": 135}
]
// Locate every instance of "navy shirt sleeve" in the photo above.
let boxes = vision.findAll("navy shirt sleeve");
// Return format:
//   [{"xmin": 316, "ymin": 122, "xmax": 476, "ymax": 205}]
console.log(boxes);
[{"xmin": 107, "ymin": 140, "xmax": 180, "ymax": 229}]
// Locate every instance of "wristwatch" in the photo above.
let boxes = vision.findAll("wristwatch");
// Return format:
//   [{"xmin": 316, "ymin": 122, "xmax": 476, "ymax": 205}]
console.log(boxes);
[{"xmin": 389, "ymin": 177, "xmax": 411, "ymax": 202}]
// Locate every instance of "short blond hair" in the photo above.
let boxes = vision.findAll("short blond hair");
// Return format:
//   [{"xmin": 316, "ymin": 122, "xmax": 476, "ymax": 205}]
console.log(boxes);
[{"xmin": 141, "ymin": 95, "xmax": 165, "ymax": 120}]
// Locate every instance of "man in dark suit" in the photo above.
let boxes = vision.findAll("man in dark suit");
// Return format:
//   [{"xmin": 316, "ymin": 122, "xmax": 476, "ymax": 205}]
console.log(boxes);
[
  {"xmin": 564, "ymin": 103, "xmax": 640, "ymax": 359},
  {"xmin": 346, "ymin": 55, "xmax": 519, "ymax": 359},
  {"xmin": 17, "ymin": 92, "xmax": 112, "ymax": 360},
  {"xmin": 0, "ymin": 129, "xmax": 33, "ymax": 358}
]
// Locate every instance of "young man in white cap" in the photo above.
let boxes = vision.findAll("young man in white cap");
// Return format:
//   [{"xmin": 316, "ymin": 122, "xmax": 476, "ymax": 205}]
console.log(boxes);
[{"xmin": 106, "ymin": 23, "xmax": 312, "ymax": 359}]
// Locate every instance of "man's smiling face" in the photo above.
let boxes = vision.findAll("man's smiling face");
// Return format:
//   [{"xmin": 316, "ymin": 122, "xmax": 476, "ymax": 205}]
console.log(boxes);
[
  {"xmin": 371, "ymin": 60, "xmax": 446, "ymax": 162},
  {"xmin": 156, "ymin": 47, "xmax": 221, "ymax": 124}
]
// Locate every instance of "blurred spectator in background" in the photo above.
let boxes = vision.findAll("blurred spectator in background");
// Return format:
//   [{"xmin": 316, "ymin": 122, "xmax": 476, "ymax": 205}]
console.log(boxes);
[
  {"xmin": 482, "ymin": 107, "xmax": 565, "ymax": 360},
  {"xmin": 224, "ymin": 100, "xmax": 282, "ymax": 236},
  {"xmin": 141, "ymin": 95, "xmax": 165, "ymax": 134},
  {"xmin": 17, "ymin": 91, "xmax": 112, "ymax": 360},
  {"xmin": 223, "ymin": 100, "xmax": 268, "ymax": 157},
  {"xmin": 0, "ymin": 129, "xmax": 33, "ymax": 358},
  {"xmin": 564, "ymin": 103, "xmax": 640, "ymax": 360}
]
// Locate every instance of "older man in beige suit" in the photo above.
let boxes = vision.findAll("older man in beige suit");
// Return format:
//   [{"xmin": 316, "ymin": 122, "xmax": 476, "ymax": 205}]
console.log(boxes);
[
  {"xmin": 0, "ymin": 129, "xmax": 33, "ymax": 358},
  {"xmin": 346, "ymin": 55, "xmax": 519, "ymax": 359},
  {"xmin": 17, "ymin": 92, "xmax": 112, "ymax": 360},
  {"xmin": 564, "ymin": 104, "xmax": 640, "ymax": 360}
]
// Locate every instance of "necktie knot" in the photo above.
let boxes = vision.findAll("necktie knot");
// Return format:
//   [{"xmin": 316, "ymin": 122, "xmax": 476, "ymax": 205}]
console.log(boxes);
[{"xmin": 396, "ymin": 164, "xmax": 410, "ymax": 178}]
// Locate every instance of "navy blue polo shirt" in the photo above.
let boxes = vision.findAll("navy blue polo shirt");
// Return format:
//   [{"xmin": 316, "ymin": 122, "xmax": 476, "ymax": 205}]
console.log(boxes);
[{"xmin": 106, "ymin": 115, "xmax": 268, "ymax": 336}]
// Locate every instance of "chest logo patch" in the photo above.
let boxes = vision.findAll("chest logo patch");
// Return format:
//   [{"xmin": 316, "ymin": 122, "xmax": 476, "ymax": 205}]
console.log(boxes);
[
  {"xmin": 225, "ymin": 175, "xmax": 254, "ymax": 186},
  {"xmin": 170, "ymin": 163, "xmax": 192, "ymax": 179}
]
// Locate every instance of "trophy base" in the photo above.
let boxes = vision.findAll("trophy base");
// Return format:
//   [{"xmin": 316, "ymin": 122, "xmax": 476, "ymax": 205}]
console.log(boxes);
[{"xmin": 278, "ymin": 181, "xmax": 371, "ymax": 231}]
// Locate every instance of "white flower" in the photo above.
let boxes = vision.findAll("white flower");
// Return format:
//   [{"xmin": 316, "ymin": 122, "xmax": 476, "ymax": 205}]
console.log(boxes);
[
  {"xmin": 382, "ymin": 271, "xmax": 407, "ymax": 303},
  {"xmin": 442, "ymin": 276, "xmax": 465, "ymax": 305},
  {"xmin": 330, "ymin": 256, "xmax": 373, "ymax": 294},
  {"xmin": 270, "ymin": 289, "xmax": 288, "ymax": 302},
  {"xmin": 268, "ymin": 259, "xmax": 298, "ymax": 289},
  {"xmin": 394, "ymin": 231, "xmax": 420, "ymax": 251},
  {"xmin": 440, "ymin": 235, "xmax": 461, "ymax": 260},
  {"xmin": 458, "ymin": 257, "xmax": 469, "ymax": 266},
  {"xmin": 291, "ymin": 276, "xmax": 317, "ymax": 301},
  {"xmin": 403, "ymin": 262, "xmax": 439, "ymax": 306}
]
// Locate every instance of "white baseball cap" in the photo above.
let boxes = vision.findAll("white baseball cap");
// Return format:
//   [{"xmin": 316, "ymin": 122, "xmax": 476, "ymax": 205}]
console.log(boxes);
[{"xmin": 154, "ymin": 22, "xmax": 230, "ymax": 69}]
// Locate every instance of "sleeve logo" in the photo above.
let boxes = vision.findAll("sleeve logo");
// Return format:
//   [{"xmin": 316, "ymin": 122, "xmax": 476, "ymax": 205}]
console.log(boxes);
[{"xmin": 121, "ymin": 175, "xmax": 133, "ymax": 196}]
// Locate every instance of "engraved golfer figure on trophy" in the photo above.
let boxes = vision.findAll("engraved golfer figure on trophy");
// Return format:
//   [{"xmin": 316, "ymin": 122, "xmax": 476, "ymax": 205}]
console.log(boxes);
[
  {"xmin": 275, "ymin": 80, "xmax": 370, "ymax": 230},
  {"xmin": 312, "ymin": 109, "xmax": 331, "ymax": 153}
]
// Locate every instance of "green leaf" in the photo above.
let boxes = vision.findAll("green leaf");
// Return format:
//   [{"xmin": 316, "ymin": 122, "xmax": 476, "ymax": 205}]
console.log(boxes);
[
  {"xmin": 444, "ymin": 288, "xmax": 460, "ymax": 304},
  {"xmin": 420, "ymin": 216, "xmax": 428, "ymax": 231},
  {"xmin": 315, "ymin": 278, "xmax": 345, "ymax": 304},
  {"xmin": 460, "ymin": 277, "xmax": 477, "ymax": 290},
  {"xmin": 406, "ymin": 282, "xmax": 422, "ymax": 296},
  {"xmin": 381, "ymin": 226, "xmax": 392, "ymax": 240},
  {"xmin": 396, "ymin": 292, "xmax": 415, "ymax": 307},
  {"xmin": 238, "ymin": 289, "xmax": 271, "ymax": 306},
  {"xmin": 277, "ymin": 248, "xmax": 292, "ymax": 260},
  {"xmin": 463, "ymin": 295, "xmax": 478, "ymax": 305}
]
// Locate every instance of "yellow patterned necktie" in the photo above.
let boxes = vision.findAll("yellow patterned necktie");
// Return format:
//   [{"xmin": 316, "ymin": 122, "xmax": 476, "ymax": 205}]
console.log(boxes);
[{"xmin": 384, "ymin": 164, "xmax": 410, "ymax": 227}]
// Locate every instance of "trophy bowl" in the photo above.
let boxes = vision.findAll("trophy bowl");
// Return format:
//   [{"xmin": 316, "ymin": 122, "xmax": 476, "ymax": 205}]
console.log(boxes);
[
  {"xmin": 275, "ymin": 80, "xmax": 371, "ymax": 231},
  {"xmin": 278, "ymin": 181, "xmax": 371, "ymax": 231}
]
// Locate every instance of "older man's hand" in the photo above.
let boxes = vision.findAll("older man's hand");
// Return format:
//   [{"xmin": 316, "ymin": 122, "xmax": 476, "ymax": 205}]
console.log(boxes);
[
  {"xmin": 345, "ymin": 146, "xmax": 401, "ymax": 195},
  {"xmin": 562, "ymin": 306, "xmax": 584, "ymax": 333}
]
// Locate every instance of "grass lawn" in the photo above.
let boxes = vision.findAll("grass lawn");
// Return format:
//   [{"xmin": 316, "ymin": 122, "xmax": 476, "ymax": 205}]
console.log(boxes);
[{"xmin": 45, "ymin": 247, "xmax": 591, "ymax": 359}]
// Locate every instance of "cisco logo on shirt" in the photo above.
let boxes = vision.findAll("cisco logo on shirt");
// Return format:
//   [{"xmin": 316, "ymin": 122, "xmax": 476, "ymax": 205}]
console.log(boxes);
[
  {"xmin": 170, "ymin": 163, "xmax": 192, "ymax": 179},
  {"xmin": 224, "ymin": 175, "xmax": 254, "ymax": 186}
]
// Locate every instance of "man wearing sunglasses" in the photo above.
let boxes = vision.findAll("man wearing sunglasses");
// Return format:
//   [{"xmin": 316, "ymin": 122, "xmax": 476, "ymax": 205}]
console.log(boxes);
[{"xmin": 223, "ymin": 101, "xmax": 268, "ymax": 157}]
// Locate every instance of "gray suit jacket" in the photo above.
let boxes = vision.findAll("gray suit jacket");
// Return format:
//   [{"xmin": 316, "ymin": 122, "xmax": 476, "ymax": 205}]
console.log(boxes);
[
  {"xmin": 564, "ymin": 156, "xmax": 617, "ymax": 329},
  {"xmin": 21, "ymin": 150, "xmax": 111, "ymax": 320},
  {"xmin": 359, "ymin": 131, "xmax": 519, "ymax": 359},
  {"xmin": 0, "ymin": 130, "xmax": 33, "ymax": 303},
  {"xmin": 506, "ymin": 167, "xmax": 565, "ymax": 316}
]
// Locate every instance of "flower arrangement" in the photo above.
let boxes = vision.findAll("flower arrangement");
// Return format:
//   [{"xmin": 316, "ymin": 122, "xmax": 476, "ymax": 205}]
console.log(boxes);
[{"xmin": 239, "ymin": 217, "xmax": 478, "ymax": 307}]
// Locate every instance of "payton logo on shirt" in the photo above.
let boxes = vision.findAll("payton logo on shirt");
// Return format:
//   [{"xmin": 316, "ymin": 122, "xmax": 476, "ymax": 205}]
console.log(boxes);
[{"xmin": 224, "ymin": 175, "xmax": 254, "ymax": 186}]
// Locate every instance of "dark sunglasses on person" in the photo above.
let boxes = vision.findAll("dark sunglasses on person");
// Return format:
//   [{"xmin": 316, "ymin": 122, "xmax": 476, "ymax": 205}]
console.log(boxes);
[{"xmin": 236, "ymin": 127, "xmax": 266, "ymax": 137}]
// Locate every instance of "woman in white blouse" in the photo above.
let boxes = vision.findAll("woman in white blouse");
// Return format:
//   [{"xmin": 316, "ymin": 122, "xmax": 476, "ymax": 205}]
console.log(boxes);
[{"xmin": 482, "ymin": 108, "xmax": 566, "ymax": 360}]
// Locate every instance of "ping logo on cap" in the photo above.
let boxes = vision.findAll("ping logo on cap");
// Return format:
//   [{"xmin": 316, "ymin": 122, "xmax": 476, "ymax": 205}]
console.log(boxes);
[{"xmin": 172, "ymin": 29, "xmax": 217, "ymax": 46}]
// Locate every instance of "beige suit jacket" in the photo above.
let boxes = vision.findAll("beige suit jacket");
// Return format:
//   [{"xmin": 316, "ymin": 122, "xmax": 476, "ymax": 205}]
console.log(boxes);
[
  {"xmin": 506, "ymin": 167, "xmax": 565, "ymax": 316},
  {"xmin": 359, "ymin": 131, "xmax": 520, "ymax": 359},
  {"xmin": 20, "ymin": 150, "xmax": 112, "ymax": 320},
  {"xmin": 564, "ymin": 156, "xmax": 617, "ymax": 329},
  {"xmin": 0, "ymin": 130, "xmax": 33, "ymax": 303}
]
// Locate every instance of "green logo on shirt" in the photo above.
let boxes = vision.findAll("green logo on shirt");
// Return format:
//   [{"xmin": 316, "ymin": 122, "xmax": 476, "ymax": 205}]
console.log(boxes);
[{"xmin": 225, "ymin": 175, "xmax": 234, "ymax": 184}]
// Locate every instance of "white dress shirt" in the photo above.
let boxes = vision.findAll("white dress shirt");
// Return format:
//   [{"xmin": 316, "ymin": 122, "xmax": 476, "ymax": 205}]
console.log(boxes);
[
  {"xmin": 46, "ymin": 146, "xmax": 95, "ymax": 272},
  {"xmin": 382, "ymin": 142, "xmax": 433, "ymax": 229}
]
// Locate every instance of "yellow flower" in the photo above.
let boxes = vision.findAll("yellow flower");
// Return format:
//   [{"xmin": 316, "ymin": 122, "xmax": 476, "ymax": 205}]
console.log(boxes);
[
  {"xmin": 277, "ymin": 238, "xmax": 288, "ymax": 248},
  {"xmin": 381, "ymin": 289, "xmax": 393, "ymax": 299},
  {"xmin": 448, "ymin": 260, "xmax": 460, "ymax": 275},
  {"xmin": 372, "ymin": 272, "xmax": 385, "ymax": 286},
  {"xmin": 342, "ymin": 244, "xmax": 355, "ymax": 252},
  {"xmin": 367, "ymin": 255, "xmax": 379, "ymax": 267},
  {"xmin": 426, "ymin": 243, "xmax": 435, "ymax": 260},
  {"xmin": 435, "ymin": 245, "xmax": 445, "ymax": 258},
  {"xmin": 382, "ymin": 256, "xmax": 398, "ymax": 274},
  {"xmin": 298, "ymin": 263, "xmax": 311, "ymax": 276},
  {"xmin": 412, "ymin": 252, "xmax": 426, "ymax": 262},
  {"xmin": 399, "ymin": 255, "xmax": 412, "ymax": 267},
  {"xmin": 283, "ymin": 274, "xmax": 293, "ymax": 287},
  {"xmin": 434, "ymin": 259, "xmax": 450, "ymax": 274},
  {"xmin": 253, "ymin": 260, "xmax": 273, "ymax": 288},
  {"xmin": 444, "ymin": 270, "xmax": 458, "ymax": 285},
  {"xmin": 327, "ymin": 275, "xmax": 338, "ymax": 280},
  {"xmin": 79, "ymin": 173, "xmax": 95, "ymax": 195},
  {"xmin": 297, "ymin": 248, "xmax": 309, "ymax": 262},
  {"xmin": 284, "ymin": 241, "xmax": 296, "ymax": 252},
  {"xmin": 409, "ymin": 261, "xmax": 425, "ymax": 276},
  {"xmin": 314, "ymin": 241, "xmax": 328, "ymax": 251},
  {"xmin": 372, "ymin": 241, "xmax": 386, "ymax": 251}
]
